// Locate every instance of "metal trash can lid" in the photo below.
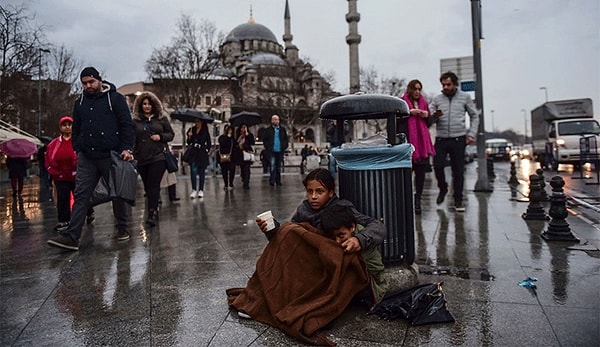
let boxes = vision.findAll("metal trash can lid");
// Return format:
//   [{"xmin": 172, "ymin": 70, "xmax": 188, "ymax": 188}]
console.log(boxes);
[
  {"xmin": 331, "ymin": 144, "xmax": 413, "ymax": 170},
  {"xmin": 319, "ymin": 93, "xmax": 410, "ymax": 120}
]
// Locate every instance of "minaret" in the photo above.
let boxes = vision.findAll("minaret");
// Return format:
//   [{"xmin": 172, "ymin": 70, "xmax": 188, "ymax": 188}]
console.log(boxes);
[
  {"xmin": 346, "ymin": 0, "xmax": 361, "ymax": 93},
  {"xmin": 283, "ymin": 0, "xmax": 298, "ymax": 66}
]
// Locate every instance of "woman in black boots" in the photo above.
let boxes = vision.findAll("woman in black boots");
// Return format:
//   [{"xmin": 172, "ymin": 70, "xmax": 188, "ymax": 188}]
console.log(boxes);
[{"xmin": 132, "ymin": 91, "xmax": 174, "ymax": 226}]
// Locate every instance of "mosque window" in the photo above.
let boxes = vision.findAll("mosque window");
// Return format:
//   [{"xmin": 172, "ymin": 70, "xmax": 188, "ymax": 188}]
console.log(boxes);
[
  {"xmin": 205, "ymin": 96, "xmax": 212, "ymax": 105},
  {"xmin": 215, "ymin": 96, "xmax": 222, "ymax": 106}
]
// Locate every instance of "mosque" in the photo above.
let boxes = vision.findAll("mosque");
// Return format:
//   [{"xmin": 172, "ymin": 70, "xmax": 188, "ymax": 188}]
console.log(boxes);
[{"xmin": 119, "ymin": 0, "xmax": 341, "ymax": 147}]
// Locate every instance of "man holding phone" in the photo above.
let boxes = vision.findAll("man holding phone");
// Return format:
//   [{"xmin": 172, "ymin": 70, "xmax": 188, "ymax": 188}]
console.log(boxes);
[{"xmin": 429, "ymin": 71, "xmax": 479, "ymax": 212}]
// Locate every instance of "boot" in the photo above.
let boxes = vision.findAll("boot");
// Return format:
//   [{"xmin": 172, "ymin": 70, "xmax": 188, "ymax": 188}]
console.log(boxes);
[
  {"xmin": 414, "ymin": 194, "xmax": 422, "ymax": 215},
  {"xmin": 146, "ymin": 209, "xmax": 159, "ymax": 227}
]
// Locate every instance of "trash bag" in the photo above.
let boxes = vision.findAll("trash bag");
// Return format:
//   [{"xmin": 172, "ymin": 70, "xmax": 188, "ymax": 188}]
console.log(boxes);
[
  {"xmin": 89, "ymin": 151, "xmax": 137, "ymax": 207},
  {"xmin": 369, "ymin": 282, "xmax": 455, "ymax": 326}
]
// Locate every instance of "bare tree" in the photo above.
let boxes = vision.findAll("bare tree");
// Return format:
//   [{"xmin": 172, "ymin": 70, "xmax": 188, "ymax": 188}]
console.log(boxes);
[
  {"xmin": 145, "ymin": 14, "xmax": 225, "ymax": 110},
  {"xmin": 0, "ymin": 3, "xmax": 45, "ymax": 131},
  {"xmin": 360, "ymin": 65, "xmax": 405, "ymax": 96}
]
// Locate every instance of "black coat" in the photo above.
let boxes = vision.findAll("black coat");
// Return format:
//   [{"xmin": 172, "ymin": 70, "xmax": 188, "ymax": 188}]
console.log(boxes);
[
  {"xmin": 186, "ymin": 126, "xmax": 211, "ymax": 168},
  {"xmin": 7, "ymin": 157, "xmax": 28, "ymax": 179},
  {"xmin": 132, "ymin": 116, "xmax": 175, "ymax": 165},
  {"xmin": 262, "ymin": 126, "xmax": 289, "ymax": 154}
]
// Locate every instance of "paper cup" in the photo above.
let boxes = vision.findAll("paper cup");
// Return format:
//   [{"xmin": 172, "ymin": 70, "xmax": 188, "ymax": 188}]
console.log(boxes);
[{"xmin": 257, "ymin": 210, "xmax": 276, "ymax": 231}]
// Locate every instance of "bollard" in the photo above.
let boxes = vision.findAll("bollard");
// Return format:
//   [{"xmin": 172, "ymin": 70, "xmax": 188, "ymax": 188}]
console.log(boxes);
[
  {"xmin": 522, "ymin": 174, "xmax": 549, "ymax": 220},
  {"xmin": 536, "ymin": 168, "xmax": 549, "ymax": 201},
  {"xmin": 487, "ymin": 155, "xmax": 496, "ymax": 179},
  {"xmin": 542, "ymin": 176, "xmax": 578, "ymax": 241},
  {"xmin": 508, "ymin": 159, "xmax": 519, "ymax": 200}
]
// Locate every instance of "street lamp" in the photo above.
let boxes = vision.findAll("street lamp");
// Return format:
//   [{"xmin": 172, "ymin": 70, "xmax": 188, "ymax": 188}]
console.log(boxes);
[
  {"xmin": 490, "ymin": 109, "xmax": 495, "ymax": 132},
  {"xmin": 521, "ymin": 108, "xmax": 528, "ymax": 143},
  {"xmin": 539, "ymin": 86, "xmax": 548, "ymax": 102},
  {"xmin": 38, "ymin": 48, "xmax": 51, "ymax": 137}
]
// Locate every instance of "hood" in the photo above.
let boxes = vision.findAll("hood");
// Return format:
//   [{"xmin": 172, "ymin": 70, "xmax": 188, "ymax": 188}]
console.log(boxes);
[
  {"xmin": 79, "ymin": 80, "xmax": 118, "ymax": 110},
  {"xmin": 132, "ymin": 91, "xmax": 165, "ymax": 120}
]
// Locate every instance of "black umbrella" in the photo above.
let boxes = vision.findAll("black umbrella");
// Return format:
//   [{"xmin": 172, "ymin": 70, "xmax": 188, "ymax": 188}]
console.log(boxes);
[
  {"xmin": 170, "ymin": 109, "xmax": 214, "ymax": 123},
  {"xmin": 230, "ymin": 111, "xmax": 262, "ymax": 127},
  {"xmin": 38, "ymin": 136, "xmax": 53, "ymax": 144}
]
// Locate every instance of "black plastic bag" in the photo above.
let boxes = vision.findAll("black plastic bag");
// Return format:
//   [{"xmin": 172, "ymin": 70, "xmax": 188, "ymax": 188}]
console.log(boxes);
[
  {"xmin": 90, "ymin": 151, "xmax": 137, "ymax": 206},
  {"xmin": 369, "ymin": 282, "xmax": 455, "ymax": 326}
]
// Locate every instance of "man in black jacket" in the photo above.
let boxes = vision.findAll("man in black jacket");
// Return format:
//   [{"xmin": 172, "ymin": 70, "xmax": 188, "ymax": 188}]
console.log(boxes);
[
  {"xmin": 48, "ymin": 67, "xmax": 135, "ymax": 251},
  {"xmin": 262, "ymin": 115, "xmax": 289, "ymax": 186}
]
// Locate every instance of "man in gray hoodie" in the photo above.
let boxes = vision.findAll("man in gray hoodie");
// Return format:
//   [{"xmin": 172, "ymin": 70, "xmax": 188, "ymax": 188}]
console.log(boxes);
[{"xmin": 429, "ymin": 71, "xmax": 479, "ymax": 212}]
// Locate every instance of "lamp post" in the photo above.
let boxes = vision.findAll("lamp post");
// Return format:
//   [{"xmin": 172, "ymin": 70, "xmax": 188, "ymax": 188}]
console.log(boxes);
[
  {"xmin": 521, "ymin": 109, "xmax": 528, "ymax": 144},
  {"xmin": 38, "ymin": 48, "xmax": 51, "ymax": 137},
  {"xmin": 539, "ymin": 86, "xmax": 548, "ymax": 102},
  {"xmin": 490, "ymin": 109, "xmax": 495, "ymax": 132}
]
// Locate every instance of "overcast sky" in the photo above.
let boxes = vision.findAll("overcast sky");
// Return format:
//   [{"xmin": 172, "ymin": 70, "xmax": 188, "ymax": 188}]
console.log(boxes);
[{"xmin": 10, "ymin": 0, "xmax": 600, "ymax": 135}]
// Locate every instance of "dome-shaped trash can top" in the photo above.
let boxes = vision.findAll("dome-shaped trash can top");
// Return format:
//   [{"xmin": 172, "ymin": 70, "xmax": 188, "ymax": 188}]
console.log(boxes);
[
  {"xmin": 331, "ymin": 144, "xmax": 413, "ymax": 170},
  {"xmin": 319, "ymin": 93, "xmax": 409, "ymax": 120}
]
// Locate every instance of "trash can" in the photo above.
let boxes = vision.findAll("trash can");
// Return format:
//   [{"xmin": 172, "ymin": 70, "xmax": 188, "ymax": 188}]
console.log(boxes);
[
  {"xmin": 332, "ymin": 144, "xmax": 414, "ymax": 265},
  {"xmin": 320, "ymin": 93, "xmax": 414, "ymax": 265}
]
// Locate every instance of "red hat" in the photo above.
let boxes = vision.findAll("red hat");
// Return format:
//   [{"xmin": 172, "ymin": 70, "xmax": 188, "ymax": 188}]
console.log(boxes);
[{"xmin": 59, "ymin": 116, "xmax": 73, "ymax": 125}]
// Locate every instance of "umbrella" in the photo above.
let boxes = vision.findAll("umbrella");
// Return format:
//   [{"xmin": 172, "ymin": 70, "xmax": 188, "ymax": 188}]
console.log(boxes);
[
  {"xmin": 230, "ymin": 111, "xmax": 262, "ymax": 127},
  {"xmin": 170, "ymin": 109, "xmax": 214, "ymax": 123},
  {"xmin": 0, "ymin": 138, "xmax": 38, "ymax": 158},
  {"xmin": 38, "ymin": 136, "xmax": 54, "ymax": 144}
]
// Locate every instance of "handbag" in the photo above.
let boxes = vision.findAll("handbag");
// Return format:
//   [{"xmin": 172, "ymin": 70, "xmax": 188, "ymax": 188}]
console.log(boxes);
[
  {"xmin": 243, "ymin": 151, "xmax": 255, "ymax": 162},
  {"xmin": 220, "ymin": 141, "xmax": 233, "ymax": 163},
  {"xmin": 164, "ymin": 150, "xmax": 179, "ymax": 173},
  {"xmin": 182, "ymin": 147, "xmax": 192, "ymax": 163}
]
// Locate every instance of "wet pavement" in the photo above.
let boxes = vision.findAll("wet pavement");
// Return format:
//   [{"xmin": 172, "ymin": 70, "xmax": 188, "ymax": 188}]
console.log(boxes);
[{"xmin": 1, "ymin": 160, "xmax": 599, "ymax": 346}]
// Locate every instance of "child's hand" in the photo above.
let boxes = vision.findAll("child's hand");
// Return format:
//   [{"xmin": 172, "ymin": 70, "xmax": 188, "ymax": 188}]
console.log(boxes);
[
  {"xmin": 341, "ymin": 236, "xmax": 362, "ymax": 253},
  {"xmin": 256, "ymin": 218, "xmax": 268, "ymax": 233}
]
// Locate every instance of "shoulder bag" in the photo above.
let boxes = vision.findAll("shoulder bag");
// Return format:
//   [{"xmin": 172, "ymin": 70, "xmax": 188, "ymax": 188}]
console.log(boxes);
[
  {"xmin": 164, "ymin": 150, "xmax": 179, "ymax": 173},
  {"xmin": 220, "ymin": 141, "xmax": 233, "ymax": 163}
]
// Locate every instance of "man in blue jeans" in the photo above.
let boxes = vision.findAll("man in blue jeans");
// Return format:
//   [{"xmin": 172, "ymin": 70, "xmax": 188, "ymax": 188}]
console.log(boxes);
[
  {"xmin": 262, "ymin": 115, "xmax": 289, "ymax": 186},
  {"xmin": 429, "ymin": 71, "xmax": 479, "ymax": 212},
  {"xmin": 47, "ymin": 67, "xmax": 135, "ymax": 251}
]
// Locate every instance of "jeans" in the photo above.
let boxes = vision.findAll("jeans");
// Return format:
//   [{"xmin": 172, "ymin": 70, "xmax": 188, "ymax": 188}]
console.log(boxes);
[
  {"xmin": 54, "ymin": 180, "xmax": 76, "ymax": 222},
  {"xmin": 190, "ymin": 161, "xmax": 207, "ymax": 191},
  {"xmin": 65, "ymin": 153, "xmax": 128, "ymax": 241},
  {"xmin": 433, "ymin": 136, "xmax": 466, "ymax": 203},
  {"xmin": 240, "ymin": 161, "xmax": 251, "ymax": 187},
  {"xmin": 269, "ymin": 151, "xmax": 283, "ymax": 184},
  {"xmin": 138, "ymin": 160, "xmax": 166, "ymax": 211},
  {"xmin": 220, "ymin": 162, "xmax": 235, "ymax": 187}
]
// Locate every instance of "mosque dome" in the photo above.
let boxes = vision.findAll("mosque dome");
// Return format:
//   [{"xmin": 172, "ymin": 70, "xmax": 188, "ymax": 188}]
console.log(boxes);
[{"xmin": 225, "ymin": 22, "xmax": 278, "ymax": 43}]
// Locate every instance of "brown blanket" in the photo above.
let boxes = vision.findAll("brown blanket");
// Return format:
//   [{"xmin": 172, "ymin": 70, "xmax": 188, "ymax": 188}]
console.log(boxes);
[{"xmin": 227, "ymin": 222, "xmax": 370, "ymax": 346}]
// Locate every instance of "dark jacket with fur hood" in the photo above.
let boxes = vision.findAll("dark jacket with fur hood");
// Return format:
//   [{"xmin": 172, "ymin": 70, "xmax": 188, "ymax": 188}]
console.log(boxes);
[
  {"xmin": 132, "ymin": 91, "xmax": 175, "ymax": 165},
  {"xmin": 73, "ymin": 81, "xmax": 135, "ymax": 159}
]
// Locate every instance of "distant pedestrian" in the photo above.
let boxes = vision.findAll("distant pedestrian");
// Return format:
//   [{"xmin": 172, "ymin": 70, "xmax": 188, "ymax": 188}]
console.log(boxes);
[
  {"xmin": 37, "ymin": 144, "xmax": 52, "ymax": 189},
  {"xmin": 429, "ymin": 71, "xmax": 479, "ymax": 212},
  {"xmin": 218, "ymin": 125, "xmax": 236, "ymax": 190},
  {"xmin": 262, "ymin": 114, "xmax": 289, "ymax": 186},
  {"xmin": 47, "ymin": 67, "xmax": 135, "ymax": 251},
  {"xmin": 132, "ymin": 91, "xmax": 174, "ymax": 225},
  {"xmin": 46, "ymin": 116, "xmax": 95, "ymax": 232},
  {"xmin": 259, "ymin": 149, "xmax": 270, "ymax": 174},
  {"xmin": 6, "ymin": 156, "xmax": 28, "ymax": 196},
  {"xmin": 186, "ymin": 118, "xmax": 211, "ymax": 199},
  {"xmin": 235, "ymin": 123, "xmax": 255, "ymax": 190},
  {"xmin": 399, "ymin": 79, "xmax": 436, "ymax": 215}
]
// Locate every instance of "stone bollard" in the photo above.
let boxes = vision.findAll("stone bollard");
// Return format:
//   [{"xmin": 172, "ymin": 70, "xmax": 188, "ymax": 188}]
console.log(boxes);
[
  {"xmin": 542, "ymin": 176, "xmax": 578, "ymax": 241},
  {"xmin": 536, "ymin": 168, "xmax": 549, "ymax": 201},
  {"xmin": 522, "ymin": 174, "xmax": 549, "ymax": 220},
  {"xmin": 508, "ymin": 160, "xmax": 519, "ymax": 200}
]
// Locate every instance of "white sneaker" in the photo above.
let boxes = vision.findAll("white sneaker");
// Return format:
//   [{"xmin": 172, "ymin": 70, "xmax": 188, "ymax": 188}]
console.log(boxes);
[
  {"xmin": 198, "ymin": 190, "xmax": 204, "ymax": 198},
  {"xmin": 190, "ymin": 190, "xmax": 197, "ymax": 199},
  {"xmin": 238, "ymin": 311, "xmax": 252, "ymax": 319}
]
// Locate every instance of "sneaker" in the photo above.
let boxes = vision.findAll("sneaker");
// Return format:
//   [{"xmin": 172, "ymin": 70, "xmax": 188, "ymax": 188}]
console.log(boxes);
[
  {"xmin": 48, "ymin": 234, "xmax": 79, "ymax": 251},
  {"xmin": 454, "ymin": 201, "xmax": 466, "ymax": 212},
  {"xmin": 190, "ymin": 190, "xmax": 197, "ymax": 199},
  {"xmin": 227, "ymin": 186, "xmax": 234, "ymax": 191},
  {"xmin": 55, "ymin": 222, "xmax": 69, "ymax": 232},
  {"xmin": 116, "ymin": 228, "xmax": 130, "ymax": 241},
  {"xmin": 237, "ymin": 311, "xmax": 252, "ymax": 319},
  {"xmin": 86, "ymin": 213, "xmax": 95, "ymax": 224},
  {"xmin": 197, "ymin": 190, "xmax": 204, "ymax": 198},
  {"xmin": 436, "ymin": 188, "xmax": 448, "ymax": 204}
]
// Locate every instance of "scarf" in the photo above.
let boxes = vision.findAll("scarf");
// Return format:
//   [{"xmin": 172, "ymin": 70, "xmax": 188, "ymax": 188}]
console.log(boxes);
[{"xmin": 401, "ymin": 93, "xmax": 436, "ymax": 162}]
